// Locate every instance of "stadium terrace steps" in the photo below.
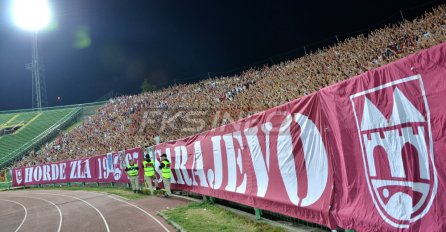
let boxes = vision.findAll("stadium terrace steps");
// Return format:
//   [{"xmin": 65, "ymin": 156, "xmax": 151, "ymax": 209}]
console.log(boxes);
[
  {"xmin": 5, "ymin": 113, "xmax": 39, "ymax": 127},
  {"xmin": 0, "ymin": 108, "xmax": 81, "ymax": 168},
  {"xmin": 0, "ymin": 114, "xmax": 19, "ymax": 127}
]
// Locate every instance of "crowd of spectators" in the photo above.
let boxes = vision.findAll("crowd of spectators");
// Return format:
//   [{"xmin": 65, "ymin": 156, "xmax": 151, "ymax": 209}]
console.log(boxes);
[{"xmin": 14, "ymin": 5, "xmax": 446, "ymax": 167}]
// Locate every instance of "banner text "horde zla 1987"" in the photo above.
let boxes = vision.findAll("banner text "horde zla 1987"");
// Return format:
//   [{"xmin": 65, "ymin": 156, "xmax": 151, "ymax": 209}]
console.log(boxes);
[
  {"xmin": 11, "ymin": 42, "xmax": 446, "ymax": 231},
  {"xmin": 11, "ymin": 147, "xmax": 145, "ymax": 185}
]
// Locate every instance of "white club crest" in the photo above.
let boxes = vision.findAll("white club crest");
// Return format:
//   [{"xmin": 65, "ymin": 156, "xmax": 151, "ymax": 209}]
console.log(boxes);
[
  {"xmin": 350, "ymin": 75, "xmax": 437, "ymax": 228},
  {"xmin": 15, "ymin": 169, "xmax": 23, "ymax": 185}
]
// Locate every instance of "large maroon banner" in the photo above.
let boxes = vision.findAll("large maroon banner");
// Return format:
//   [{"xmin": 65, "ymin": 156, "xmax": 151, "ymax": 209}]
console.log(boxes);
[
  {"xmin": 320, "ymin": 43, "xmax": 446, "ymax": 231},
  {"xmin": 154, "ymin": 93, "xmax": 335, "ymax": 227},
  {"xmin": 11, "ymin": 147, "xmax": 144, "ymax": 186},
  {"xmin": 10, "ymin": 43, "xmax": 446, "ymax": 231}
]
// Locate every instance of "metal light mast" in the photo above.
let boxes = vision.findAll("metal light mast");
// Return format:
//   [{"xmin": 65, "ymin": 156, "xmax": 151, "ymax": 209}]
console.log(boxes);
[{"xmin": 25, "ymin": 32, "xmax": 48, "ymax": 110}]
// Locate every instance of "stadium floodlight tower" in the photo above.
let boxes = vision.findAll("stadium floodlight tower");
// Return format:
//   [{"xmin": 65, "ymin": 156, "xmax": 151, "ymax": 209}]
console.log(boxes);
[{"xmin": 12, "ymin": 0, "xmax": 52, "ymax": 110}]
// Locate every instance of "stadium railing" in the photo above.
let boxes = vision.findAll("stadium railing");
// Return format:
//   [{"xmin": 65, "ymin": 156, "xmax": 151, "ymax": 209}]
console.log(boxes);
[{"xmin": 0, "ymin": 101, "xmax": 107, "ymax": 115}]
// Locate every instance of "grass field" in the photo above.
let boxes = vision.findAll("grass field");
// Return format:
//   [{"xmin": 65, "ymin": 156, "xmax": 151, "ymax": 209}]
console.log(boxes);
[
  {"xmin": 22, "ymin": 185, "xmax": 150, "ymax": 200},
  {"xmin": 163, "ymin": 202, "xmax": 285, "ymax": 232}
]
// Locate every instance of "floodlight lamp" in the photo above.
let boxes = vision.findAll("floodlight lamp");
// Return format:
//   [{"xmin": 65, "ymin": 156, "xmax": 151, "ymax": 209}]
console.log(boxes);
[{"xmin": 12, "ymin": 0, "xmax": 52, "ymax": 31}]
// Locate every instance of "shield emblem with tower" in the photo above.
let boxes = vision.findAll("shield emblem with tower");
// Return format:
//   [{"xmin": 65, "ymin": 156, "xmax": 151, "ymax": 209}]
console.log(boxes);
[{"xmin": 350, "ymin": 75, "xmax": 438, "ymax": 228}]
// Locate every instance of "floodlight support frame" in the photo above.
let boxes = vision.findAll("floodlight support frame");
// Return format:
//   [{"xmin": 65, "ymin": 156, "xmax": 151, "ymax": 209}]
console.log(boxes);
[{"xmin": 26, "ymin": 31, "xmax": 48, "ymax": 110}]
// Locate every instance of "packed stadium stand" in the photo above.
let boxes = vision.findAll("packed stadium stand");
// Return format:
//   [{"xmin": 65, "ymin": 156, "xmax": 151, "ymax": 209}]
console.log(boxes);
[
  {"xmin": 0, "ymin": 108, "xmax": 81, "ymax": 168},
  {"xmin": 10, "ymin": 5, "xmax": 446, "ymax": 168}
]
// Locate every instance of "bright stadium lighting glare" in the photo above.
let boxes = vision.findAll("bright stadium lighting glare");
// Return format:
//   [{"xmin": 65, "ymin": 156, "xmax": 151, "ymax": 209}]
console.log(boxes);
[{"xmin": 12, "ymin": 0, "xmax": 52, "ymax": 31}]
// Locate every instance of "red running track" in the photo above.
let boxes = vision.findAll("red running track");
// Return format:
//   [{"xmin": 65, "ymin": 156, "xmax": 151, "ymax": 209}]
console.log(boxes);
[{"xmin": 0, "ymin": 190, "xmax": 190, "ymax": 232}]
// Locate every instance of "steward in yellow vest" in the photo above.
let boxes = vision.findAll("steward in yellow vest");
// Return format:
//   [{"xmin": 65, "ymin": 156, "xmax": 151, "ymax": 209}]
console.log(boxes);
[
  {"xmin": 125, "ymin": 159, "xmax": 140, "ymax": 193},
  {"xmin": 143, "ymin": 156, "xmax": 155, "ymax": 177},
  {"xmin": 159, "ymin": 154, "xmax": 172, "ymax": 197},
  {"xmin": 143, "ymin": 154, "xmax": 157, "ymax": 195}
]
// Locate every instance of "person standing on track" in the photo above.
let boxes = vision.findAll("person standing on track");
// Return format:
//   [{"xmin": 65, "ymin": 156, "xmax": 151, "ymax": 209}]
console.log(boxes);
[
  {"xmin": 143, "ymin": 153, "xmax": 157, "ymax": 195},
  {"xmin": 125, "ymin": 159, "xmax": 140, "ymax": 193},
  {"xmin": 159, "ymin": 154, "xmax": 172, "ymax": 197}
]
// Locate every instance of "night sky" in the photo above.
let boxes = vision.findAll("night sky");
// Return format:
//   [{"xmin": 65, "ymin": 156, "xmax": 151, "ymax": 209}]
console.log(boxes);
[{"xmin": 0, "ymin": 0, "xmax": 441, "ymax": 110}]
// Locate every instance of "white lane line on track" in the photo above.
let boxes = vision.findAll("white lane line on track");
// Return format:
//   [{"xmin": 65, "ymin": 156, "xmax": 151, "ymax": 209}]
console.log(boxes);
[
  {"xmin": 78, "ymin": 190, "xmax": 170, "ymax": 231},
  {"xmin": 35, "ymin": 193, "xmax": 110, "ymax": 232},
  {"xmin": 74, "ymin": 190, "xmax": 130, "ymax": 201},
  {"xmin": 18, "ymin": 196, "xmax": 62, "ymax": 232},
  {"xmin": 78, "ymin": 191, "xmax": 169, "ymax": 232},
  {"xmin": 107, "ymin": 195, "xmax": 170, "ymax": 232},
  {"xmin": 108, "ymin": 193, "xmax": 130, "ymax": 201},
  {"xmin": 0, "ymin": 199, "xmax": 28, "ymax": 232}
]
